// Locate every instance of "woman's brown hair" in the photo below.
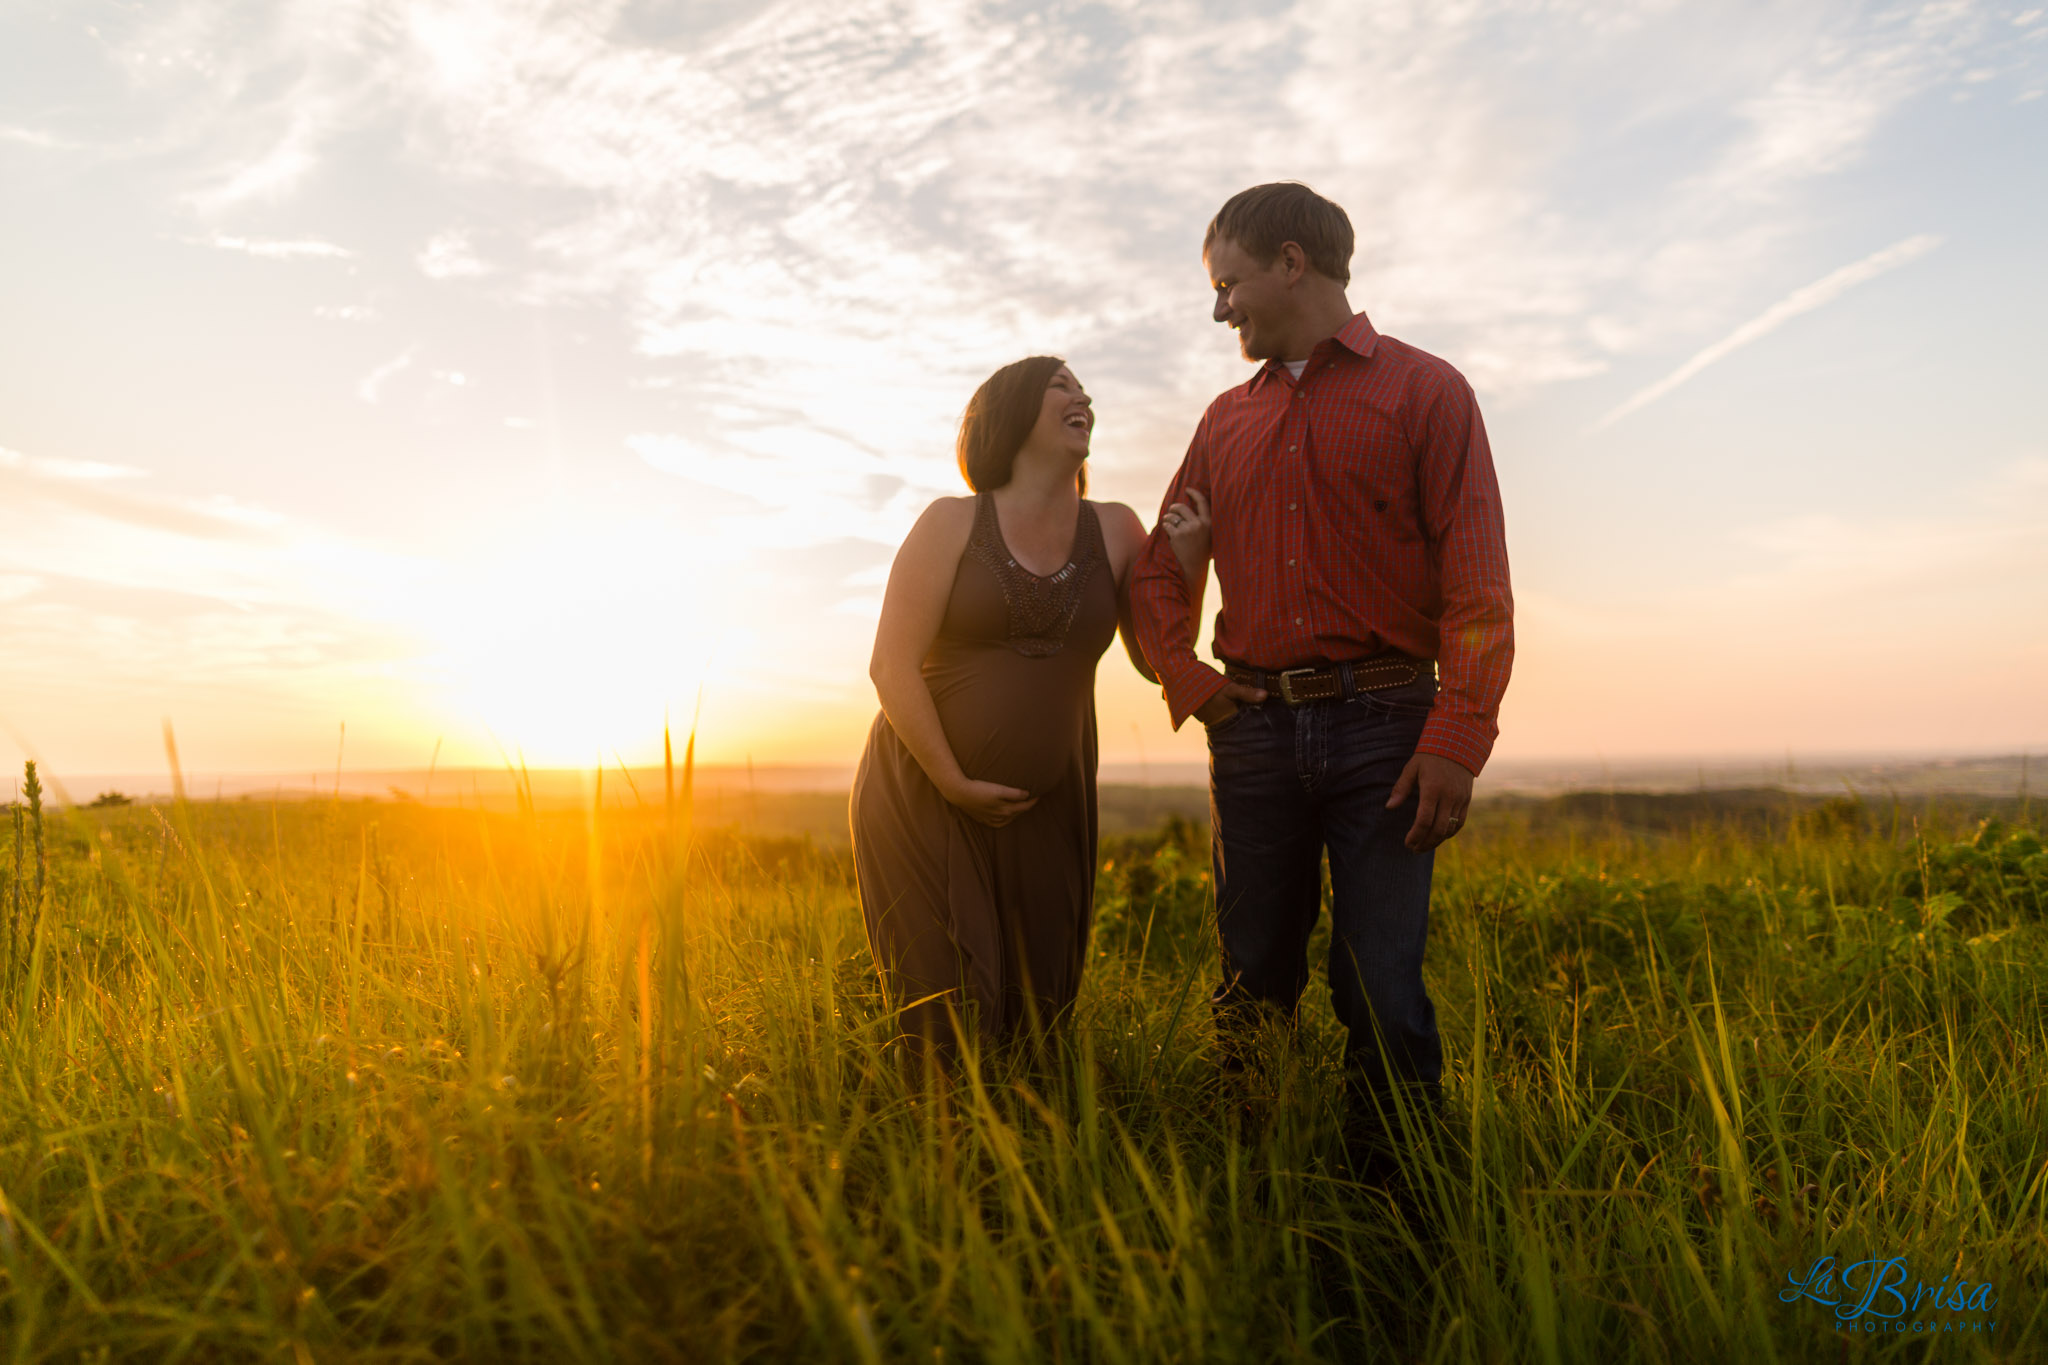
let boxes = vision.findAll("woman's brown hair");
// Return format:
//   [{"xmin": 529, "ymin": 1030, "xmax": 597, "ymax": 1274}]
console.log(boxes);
[{"xmin": 956, "ymin": 355, "xmax": 1086, "ymax": 494}]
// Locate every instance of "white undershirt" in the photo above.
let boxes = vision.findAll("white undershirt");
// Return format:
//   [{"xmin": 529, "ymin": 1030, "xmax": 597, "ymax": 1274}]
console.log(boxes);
[{"xmin": 1282, "ymin": 358, "xmax": 1308, "ymax": 381}]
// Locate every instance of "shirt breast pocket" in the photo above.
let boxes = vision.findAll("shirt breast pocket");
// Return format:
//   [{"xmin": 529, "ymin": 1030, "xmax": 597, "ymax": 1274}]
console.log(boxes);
[
  {"xmin": 1321, "ymin": 433, "xmax": 1422, "ymax": 543},
  {"xmin": 1378, "ymin": 481, "xmax": 1425, "ymax": 542}
]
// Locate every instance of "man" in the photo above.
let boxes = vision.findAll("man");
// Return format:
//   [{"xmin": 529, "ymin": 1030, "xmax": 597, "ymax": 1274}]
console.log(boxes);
[{"xmin": 1130, "ymin": 182, "xmax": 1513, "ymax": 1174}]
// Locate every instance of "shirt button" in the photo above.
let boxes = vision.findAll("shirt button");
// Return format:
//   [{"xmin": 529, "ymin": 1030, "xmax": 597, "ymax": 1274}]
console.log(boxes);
[
  {"xmin": 1294, "ymin": 616, "xmax": 1303, "ymax": 625},
  {"xmin": 1287, "ymin": 558, "xmax": 1296, "ymax": 566},
  {"xmin": 1288, "ymin": 501, "xmax": 1297, "ymax": 510},
  {"xmin": 1295, "ymin": 391, "xmax": 1306, "ymax": 400},
  {"xmin": 1288, "ymin": 444, "xmax": 1298, "ymax": 452}
]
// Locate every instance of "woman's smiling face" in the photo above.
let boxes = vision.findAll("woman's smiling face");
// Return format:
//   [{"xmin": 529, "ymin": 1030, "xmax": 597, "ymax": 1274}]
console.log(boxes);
[{"xmin": 1027, "ymin": 365, "xmax": 1094, "ymax": 459}]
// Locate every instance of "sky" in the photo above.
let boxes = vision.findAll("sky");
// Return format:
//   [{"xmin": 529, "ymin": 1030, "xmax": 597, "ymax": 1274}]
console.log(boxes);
[{"xmin": 2, "ymin": 0, "xmax": 2045, "ymax": 783}]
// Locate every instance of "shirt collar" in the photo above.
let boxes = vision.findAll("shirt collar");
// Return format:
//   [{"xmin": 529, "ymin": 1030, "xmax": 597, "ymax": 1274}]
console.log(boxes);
[
  {"xmin": 1330, "ymin": 310, "xmax": 1379, "ymax": 359},
  {"xmin": 1252, "ymin": 311, "xmax": 1379, "ymax": 389}
]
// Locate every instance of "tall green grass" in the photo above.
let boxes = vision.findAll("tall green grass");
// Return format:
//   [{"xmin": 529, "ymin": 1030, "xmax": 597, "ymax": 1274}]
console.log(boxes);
[{"xmin": 1, "ymin": 765, "xmax": 2042, "ymax": 1362}]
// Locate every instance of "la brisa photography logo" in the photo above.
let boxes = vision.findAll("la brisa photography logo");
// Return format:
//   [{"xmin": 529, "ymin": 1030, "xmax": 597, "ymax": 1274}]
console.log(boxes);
[{"xmin": 1780, "ymin": 1252, "xmax": 2002, "ymax": 1336}]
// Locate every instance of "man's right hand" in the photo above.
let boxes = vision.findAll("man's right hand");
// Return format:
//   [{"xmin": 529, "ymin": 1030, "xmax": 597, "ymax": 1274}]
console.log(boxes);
[
  {"xmin": 1194, "ymin": 680, "xmax": 1268, "ymax": 726},
  {"xmin": 944, "ymin": 777, "xmax": 1039, "ymax": 827}
]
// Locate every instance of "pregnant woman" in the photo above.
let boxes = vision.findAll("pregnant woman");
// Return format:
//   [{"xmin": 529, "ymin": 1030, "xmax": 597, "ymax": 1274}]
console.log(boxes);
[{"xmin": 852, "ymin": 355, "xmax": 1201, "ymax": 1060}]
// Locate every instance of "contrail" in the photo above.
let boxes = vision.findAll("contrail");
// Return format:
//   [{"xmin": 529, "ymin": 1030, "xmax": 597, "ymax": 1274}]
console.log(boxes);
[{"xmin": 1590, "ymin": 233, "xmax": 1942, "ymax": 433}]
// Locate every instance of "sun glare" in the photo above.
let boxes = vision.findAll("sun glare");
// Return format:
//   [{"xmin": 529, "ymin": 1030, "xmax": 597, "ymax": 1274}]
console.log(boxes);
[{"xmin": 411, "ymin": 514, "xmax": 731, "ymax": 768}]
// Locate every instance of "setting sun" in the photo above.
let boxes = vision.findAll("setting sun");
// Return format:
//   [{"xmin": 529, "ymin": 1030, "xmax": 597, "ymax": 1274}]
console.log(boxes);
[{"xmin": 406, "ymin": 508, "xmax": 733, "ymax": 767}]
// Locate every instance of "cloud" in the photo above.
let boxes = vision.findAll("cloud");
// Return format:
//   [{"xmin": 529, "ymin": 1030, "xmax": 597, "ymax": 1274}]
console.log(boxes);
[
  {"xmin": 1708, "ymin": 12, "xmax": 1969, "ymax": 195},
  {"xmin": 629, "ymin": 429, "xmax": 916, "ymax": 543},
  {"xmin": 0, "ymin": 446, "xmax": 147, "ymax": 481},
  {"xmin": 83, "ymin": 2, "xmax": 2015, "ymax": 435},
  {"xmin": 194, "ymin": 119, "xmax": 323, "ymax": 206},
  {"xmin": 194, "ymin": 233, "xmax": 353, "ymax": 260},
  {"xmin": 0, "ymin": 437, "xmax": 433, "ymax": 625},
  {"xmin": 1590, "ymin": 233, "xmax": 1941, "ymax": 431},
  {"xmin": 356, "ymin": 345, "xmax": 418, "ymax": 404},
  {"xmin": 2, "ymin": 448, "xmax": 285, "ymax": 551},
  {"xmin": 0, "ymin": 125, "xmax": 84, "ymax": 149},
  {"xmin": 417, "ymin": 230, "xmax": 491, "ymax": 279}
]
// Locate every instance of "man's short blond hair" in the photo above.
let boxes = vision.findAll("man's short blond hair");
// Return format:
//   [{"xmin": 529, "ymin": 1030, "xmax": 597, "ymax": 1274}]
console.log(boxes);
[{"xmin": 1203, "ymin": 182, "xmax": 1354, "ymax": 286}]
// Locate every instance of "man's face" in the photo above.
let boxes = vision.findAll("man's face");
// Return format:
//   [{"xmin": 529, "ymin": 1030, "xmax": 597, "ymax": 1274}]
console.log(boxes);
[{"xmin": 1204, "ymin": 236, "xmax": 1292, "ymax": 362}]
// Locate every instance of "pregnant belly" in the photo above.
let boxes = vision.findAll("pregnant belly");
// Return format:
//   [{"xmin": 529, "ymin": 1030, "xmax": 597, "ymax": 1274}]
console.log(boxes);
[{"xmin": 927, "ymin": 651, "xmax": 1090, "ymax": 796}]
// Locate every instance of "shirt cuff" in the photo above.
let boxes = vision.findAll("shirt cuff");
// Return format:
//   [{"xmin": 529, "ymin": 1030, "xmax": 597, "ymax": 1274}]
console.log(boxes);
[
  {"xmin": 1416, "ymin": 710, "xmax": 1496, "ymax": 777},
  {"xmin": 1162, "ymin": 658, "xmax": 1230, "ymax": 730}
]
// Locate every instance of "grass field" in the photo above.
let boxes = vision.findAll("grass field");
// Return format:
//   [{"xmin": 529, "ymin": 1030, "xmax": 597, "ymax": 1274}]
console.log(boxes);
[{"xmin": 2, "ymin": 760, "xmax": 2043, "ymax": 1362}]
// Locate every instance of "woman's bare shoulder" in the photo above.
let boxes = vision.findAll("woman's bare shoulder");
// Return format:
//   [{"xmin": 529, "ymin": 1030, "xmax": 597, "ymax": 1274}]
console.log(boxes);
[
  {"xmin": 920, "ymin": 494, "xmax": 977, "ymax": 523},
  {"xmin": 1087, "ymin": 499, "xmax": 1149, "ymax": 576},
  {"xmin": 1087, "ymin": 499, "xmax": 1147, "ymax": 541},
  {"xmin": 900, "ymin": 494, "xmax": 978, "ymax": 557}
]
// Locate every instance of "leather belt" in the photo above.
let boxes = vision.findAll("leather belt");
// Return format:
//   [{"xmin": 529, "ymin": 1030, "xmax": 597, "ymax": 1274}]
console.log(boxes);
[{"xmin": 1223, "ymin": 654, "xmax": 1434, "ymax": 706}]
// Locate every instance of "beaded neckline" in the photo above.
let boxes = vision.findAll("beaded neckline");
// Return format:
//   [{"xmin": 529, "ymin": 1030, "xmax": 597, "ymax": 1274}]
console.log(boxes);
[{"xmin": 966, "ymin": 492, "xmax": 1104, "ymax": 658}]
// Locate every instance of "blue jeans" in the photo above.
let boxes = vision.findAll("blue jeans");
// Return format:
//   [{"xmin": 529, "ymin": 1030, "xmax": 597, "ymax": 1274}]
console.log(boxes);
[{"xmin": 1203, "ymin": 670, "xmax": 1443, "ymax": 1102}]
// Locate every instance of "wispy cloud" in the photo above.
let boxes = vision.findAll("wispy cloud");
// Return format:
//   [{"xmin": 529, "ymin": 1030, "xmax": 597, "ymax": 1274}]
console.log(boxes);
[
  {"xmin": 417, "ymin": 230, "xmax": 490, "ymax": 280},
  {"xmin": 192, "ymin": 233, "xmax": 354, "ymax": 260},
  {"xmin": 3, "ymin": 446, "xmax": 279, "ymax": 548},
  {"xmin": 629, "ymin": 429, "xmax": 915, "ymax": 544},
  {"xmin": 0, "ymin": 124, "xmax": 84, "ymax": 149},
  {"xmin": 0, "ymin": 446, "xmax": 146, "ymax": 481},
  {"xmin": 1590, "ymin": 233, "xmax": 1941, "ymax": 431},
  {"xmin": 1707, "ymin": 7, "xmax": 1987, "ymax": 197},
  {"xmin": 82, "ymin": 1, "xmax": 2015, "ymax": 433},
  {"xmin": 356, "ymin": 346, "xmax": 418, "ymax": 404},
  {"xmin": 0, "ymin": 437, "xmax": 424, "ymax": 613}
]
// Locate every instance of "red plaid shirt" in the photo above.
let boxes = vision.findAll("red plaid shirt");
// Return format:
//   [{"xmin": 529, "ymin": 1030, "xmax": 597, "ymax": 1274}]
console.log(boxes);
[{"xmin": 1131, "ymin": 312, "xmax": 1514, "ymax": 775}]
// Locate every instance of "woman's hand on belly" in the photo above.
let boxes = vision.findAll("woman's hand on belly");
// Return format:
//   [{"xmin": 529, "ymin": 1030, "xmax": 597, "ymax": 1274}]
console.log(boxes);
[
  {"xmin": 942, "ymin": 775, "xmax": 1039, "ymax": 828},
  {"xmin": 929, "ymin": 667, "xmax": 1086, "ymax": 796}
]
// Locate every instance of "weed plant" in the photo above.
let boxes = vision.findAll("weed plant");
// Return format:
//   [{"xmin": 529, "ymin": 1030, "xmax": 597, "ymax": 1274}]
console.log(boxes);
[{"xmin": 0, "ymin": 763, "xmax": 2042, "ymax": 1362}]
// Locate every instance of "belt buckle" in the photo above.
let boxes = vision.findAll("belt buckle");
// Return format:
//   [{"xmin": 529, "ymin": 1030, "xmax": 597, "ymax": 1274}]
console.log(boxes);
[{"xmin": 1277, "ymin": 667, "xmax": 1316, "ymax": 706}]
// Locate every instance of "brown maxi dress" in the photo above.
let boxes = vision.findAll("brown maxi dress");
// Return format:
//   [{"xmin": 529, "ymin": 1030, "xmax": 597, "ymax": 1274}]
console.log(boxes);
[{"xmin": 851, "ymin": 491, "xmax": 1118, "ymax": 1048}]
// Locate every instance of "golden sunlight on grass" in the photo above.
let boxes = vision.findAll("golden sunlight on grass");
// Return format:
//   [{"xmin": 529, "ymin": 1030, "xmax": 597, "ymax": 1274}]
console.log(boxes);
[{"xmin": 1, "ymin": 739, "xmax": 2041, "ymax": 1361}]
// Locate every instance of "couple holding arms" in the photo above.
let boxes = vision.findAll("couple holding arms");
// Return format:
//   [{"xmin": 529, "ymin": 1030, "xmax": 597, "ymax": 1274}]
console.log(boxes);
[{"xmin": 851, "ymin": 181, "xmax": 1514, "ymax": 1162}]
